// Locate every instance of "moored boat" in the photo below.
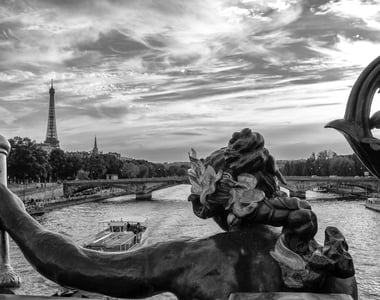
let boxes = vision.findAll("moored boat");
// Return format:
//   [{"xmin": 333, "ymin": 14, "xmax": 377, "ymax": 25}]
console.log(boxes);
[
  {"xmin": 84, "ymin": 216, "xmax": 148, "ymax": 252},
  {"xmin": 305, "ymin": 187, "xmax": 340, "ymax": 200},
  {"xmin": 365, "ymin": 197, "xmax": 380, "ymax": 212},
  {"xmin": 25, "ymin": 203, "xmax": 45, "ymax": 216}
]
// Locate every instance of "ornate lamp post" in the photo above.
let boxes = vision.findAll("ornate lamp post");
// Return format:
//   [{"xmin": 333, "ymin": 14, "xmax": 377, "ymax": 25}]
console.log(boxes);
[{"xmin": 0, "ymin": 134, "xmax": 20, "ymax": 288}]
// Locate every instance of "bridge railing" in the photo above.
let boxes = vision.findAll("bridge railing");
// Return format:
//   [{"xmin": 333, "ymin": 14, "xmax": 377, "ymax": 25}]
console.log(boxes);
[{"xmin": 284, "ymin": 175, "xmax": 379, "ymax": 182}]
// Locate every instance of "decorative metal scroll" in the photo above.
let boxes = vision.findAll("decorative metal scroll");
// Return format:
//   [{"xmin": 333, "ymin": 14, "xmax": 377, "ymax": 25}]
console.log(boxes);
[{"xmin": 326, "ymin": 56, "xmax": 380, "ymax": 179}]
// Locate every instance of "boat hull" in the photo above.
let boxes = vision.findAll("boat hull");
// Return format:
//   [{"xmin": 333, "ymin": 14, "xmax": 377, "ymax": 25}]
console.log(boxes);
[
  {"xmin": 305, "ymin": 190, "xmax": 340, "ymax": 200},
  {"xmin": 365, "ymin": 199, "xmax": 380, "ymax": 212}
]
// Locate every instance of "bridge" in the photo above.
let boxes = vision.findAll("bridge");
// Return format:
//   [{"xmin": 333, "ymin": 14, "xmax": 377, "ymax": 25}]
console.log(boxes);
[
  {"xmin": 283, "ymin": 176, "xmax": 380, "ymax": 197},
  {"xmin": 63, "ymin": 175, "xmax": 380, "ymax": 200},
  {"xmin": 63, "ymin": 177, "xmax": 189, "ymax": 200}
]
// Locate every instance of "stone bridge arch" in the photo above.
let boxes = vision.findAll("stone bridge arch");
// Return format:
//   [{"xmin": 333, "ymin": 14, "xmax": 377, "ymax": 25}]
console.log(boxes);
[
  {"xmin": 63, "ymin": 177, "xmax": 189, "ymax": 200},
  {"xmin": 282, "ymin": 176, "xmax": 380, "ymax": 198}
]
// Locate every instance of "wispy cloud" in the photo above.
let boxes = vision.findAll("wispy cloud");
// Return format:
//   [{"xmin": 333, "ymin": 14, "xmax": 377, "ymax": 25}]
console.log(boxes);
[{"xmin": 0, "ymin": 0, "xmax": 379, "ymax": 161}]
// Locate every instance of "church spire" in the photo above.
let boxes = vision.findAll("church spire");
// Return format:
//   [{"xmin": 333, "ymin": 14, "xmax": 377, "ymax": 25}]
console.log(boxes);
[{"xmin": 92, "ymin": 136, "xmax": 99, "ymax": 156}]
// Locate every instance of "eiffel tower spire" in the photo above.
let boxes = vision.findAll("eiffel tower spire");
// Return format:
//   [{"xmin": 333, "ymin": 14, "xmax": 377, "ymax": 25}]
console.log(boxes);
[{"xmin": 44, "ymin": 79, "xmax": 60, "ymax": 148}]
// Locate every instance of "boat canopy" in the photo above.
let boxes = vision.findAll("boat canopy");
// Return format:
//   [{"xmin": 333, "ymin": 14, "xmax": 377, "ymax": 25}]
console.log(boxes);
[{"xmin": 97, "ymin": 216, "xmax": 148, "ymax": 233}]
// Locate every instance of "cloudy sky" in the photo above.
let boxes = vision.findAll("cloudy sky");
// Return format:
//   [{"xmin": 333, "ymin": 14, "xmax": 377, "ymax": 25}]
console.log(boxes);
[{"xmin": 1, "ymin": 0, "xmax": 380, "ymax": 162}]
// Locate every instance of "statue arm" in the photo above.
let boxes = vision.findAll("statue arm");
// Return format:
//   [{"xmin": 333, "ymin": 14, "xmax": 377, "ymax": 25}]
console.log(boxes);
[
  {"xmin": 0, "ymin": 185, "xmax": 184, "ymax": 298},
  {"xmin": 0, "ymin": 185, "xmax": 264, "ymax": 300}
]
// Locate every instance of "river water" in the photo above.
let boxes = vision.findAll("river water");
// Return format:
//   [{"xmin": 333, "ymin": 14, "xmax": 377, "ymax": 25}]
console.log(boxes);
[{"xmin": 8, "ymin": 185, "xmax": 380, "ymax": 299}]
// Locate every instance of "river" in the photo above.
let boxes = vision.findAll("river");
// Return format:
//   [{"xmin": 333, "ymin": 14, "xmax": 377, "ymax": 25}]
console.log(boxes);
[{"xmin": 8, "ymin": 185, "xmax": 380, "ymax": 299}]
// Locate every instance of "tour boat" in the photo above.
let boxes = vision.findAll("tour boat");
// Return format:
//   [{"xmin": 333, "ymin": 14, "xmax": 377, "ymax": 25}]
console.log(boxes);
[
  {"xmin": 25, "ymin": 204, "xmax": 45, "ymax": 216},
  {"xmin": 365, "ymin": 197, "xmax": 380, "ymax": 212},
  {"xmin": 305, "ymin": 186, "xmax": 340, "ymax": 200},
  {"xmin": 84, "ymin": 216, "xmax": 148, "ymax": 252}
]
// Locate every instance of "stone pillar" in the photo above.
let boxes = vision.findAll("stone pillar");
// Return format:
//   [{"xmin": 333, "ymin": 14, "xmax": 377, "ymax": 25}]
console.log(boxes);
[
  {"xmin": 136, "ymin": 191, "xmax": 152, "ymax": 200},
  {"xmin": 0, "ymin": 134, "xmax": 20, "ymax": 288}
]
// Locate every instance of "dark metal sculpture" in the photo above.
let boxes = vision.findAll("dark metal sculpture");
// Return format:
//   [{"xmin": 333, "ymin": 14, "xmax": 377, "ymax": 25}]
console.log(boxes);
[
  {"xmin": 0, "ymin": 185, "xmax": 357, "ymax": 299},
  {"xmin": 188, "ymin": 128, "xmax": 355, "ymax": 292},
  {"xmin": 326, "ymin": 56, "xmax": 380, "ymax": 178},
  {"xmin": 0, "ymin": 135, "xmax": 20, "ymax": 288}
]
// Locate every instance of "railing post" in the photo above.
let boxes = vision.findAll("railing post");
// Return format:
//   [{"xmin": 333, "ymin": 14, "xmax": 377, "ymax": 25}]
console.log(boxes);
[{"xmin": 0, "ymin": 134, "xmax": 20, "ymax": 288}]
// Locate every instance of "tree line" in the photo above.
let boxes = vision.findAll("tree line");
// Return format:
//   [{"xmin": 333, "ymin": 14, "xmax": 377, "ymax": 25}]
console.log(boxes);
[
  {"xmin": 7, "ymin": 137, "xmax": 369, "ymax": 183},
  {"xmin": 279, "ymin": 150, "xmax": 368, "ymax": 177},
  {"xmin": 7, "ymin": 137, "xmax": 189, "ymax": 183}
]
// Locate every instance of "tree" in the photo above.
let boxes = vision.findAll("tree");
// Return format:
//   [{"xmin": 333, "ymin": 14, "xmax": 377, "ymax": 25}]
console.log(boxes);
[
  {"xmin": 351, "ymin": 154, "xmax": 366, "ymax": 175},
  {"xmin": 176, "ymin": 167, "xmax": 187, "ymax": 176},
  {"xmin": 76, "ymin": 169, "xmax": 89, "ymax": 180},
  {"xmin": 7, "ymin": 137, "xmax": 50, "ymax": 183},
  {"xmin": 104, "ymin": 154, "xmax": 122, "ymax": 176},
  {"xmin": 64, "ymin": 155, "xmax": 83, "ymax": 179},
  {"xmin": 85, "ymin": 155, "xmax": 106, "ymax": 179},
  {"xmin": 138, "ymin": 164, "xmax": 149, "ymax": 178},
  {"xmin": 309, "ymin": 152, "xmax": 316, "ymax": 162},
  {"xmin": 282, "ymin": 161, "xmax": 291, "ymax": 176},
  {"xmin": 120, "ymin": 162, "xmax": 139, "ymax": 178},
  {"xmin": 153, "ymin": 163, "xmax": 166, "ymax": 177},
  {"xmin": 168, "ymin": 165, "xmax": 179, "ymax": 176},
  {"xmin": 49, "ymin": 149, "xmax": 66, "ymax": 181}
]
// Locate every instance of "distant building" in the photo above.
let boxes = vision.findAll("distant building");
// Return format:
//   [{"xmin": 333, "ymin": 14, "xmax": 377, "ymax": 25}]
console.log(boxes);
[
  {"xmin": 66, "ymin": 151, "xmax": 90, "ymax": 159},
  {"xmin": 121, "ymin": 156, "xmax": 134, "ymax": 162},
  {"xmin": 39, "ymin": 80, "xmax": 60, "ymax": 153},
  {"xmin": 107, "ymin": 152, "xmax": 121, "ymax": 159},
  {"xmin": 106, "ymin": 174, "xmax": 119, "ymax": 180}
]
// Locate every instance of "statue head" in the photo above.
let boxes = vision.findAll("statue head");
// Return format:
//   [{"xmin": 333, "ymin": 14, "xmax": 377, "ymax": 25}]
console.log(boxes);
[
  {"xmin": 188, "ymin": 128, "xmax": 287, "ymax": 231},
  {"xmin": 204, "ymin": 128, "xmax": 285, "ymax": 198}
]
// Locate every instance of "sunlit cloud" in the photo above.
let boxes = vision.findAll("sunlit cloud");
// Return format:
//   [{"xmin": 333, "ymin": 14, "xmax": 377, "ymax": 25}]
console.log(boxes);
[{"xmin": 0, "ymin": 0, "xmax": 379, "ymax": 161}]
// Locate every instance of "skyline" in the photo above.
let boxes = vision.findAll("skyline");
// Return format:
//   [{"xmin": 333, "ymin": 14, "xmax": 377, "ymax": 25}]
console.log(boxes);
[{"xmin": 1, "ymin": 1, "xmax": 380, "ymax": 162}]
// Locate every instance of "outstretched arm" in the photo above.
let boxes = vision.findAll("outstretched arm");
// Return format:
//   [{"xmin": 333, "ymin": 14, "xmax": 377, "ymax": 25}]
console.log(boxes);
[
  {"xmin": 0, "ymin": 185, "xmax": 255, "ymax": 300},
  {"xmin": 0, "ymin": 184, "xmax": 185, "ymax": 298}
]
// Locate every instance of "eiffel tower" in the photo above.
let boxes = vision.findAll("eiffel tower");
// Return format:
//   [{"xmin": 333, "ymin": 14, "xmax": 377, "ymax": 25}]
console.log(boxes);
[{"xmin": 44, "ymin": 79, "xmax": 60, "ymax": 149}]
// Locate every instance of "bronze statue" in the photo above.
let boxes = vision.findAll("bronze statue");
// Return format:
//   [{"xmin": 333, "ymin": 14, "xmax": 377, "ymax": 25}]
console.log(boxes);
[
  {"xmin": 188, "ymin": 129, "xmax": 317, "ymax": 248},
  {"xmin": 0, "ymin": 184, "xmax": 356, "ymax": 299},
  {"xmin": 188, "ymin": 128, "xmax": 355, "ymax": 291}
]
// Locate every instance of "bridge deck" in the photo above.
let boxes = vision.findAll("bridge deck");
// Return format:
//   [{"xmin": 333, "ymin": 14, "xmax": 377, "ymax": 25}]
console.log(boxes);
[{"xmin": 67, "ymin": 177, "xmax": 189, "ymax": 185}]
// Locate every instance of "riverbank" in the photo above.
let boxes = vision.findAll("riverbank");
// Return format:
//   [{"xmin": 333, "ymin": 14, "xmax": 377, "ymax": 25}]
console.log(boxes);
[
  {"xmin": 8, "ymin": 184, "xmax": 127, "ymax": 216},
  {"xmin": 26, "ymin": 191, "xmax": 127, "ymax": 216},
  {"xmin": 9, "ymin": 183, "xmax": 62, "ymax": 198}
]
